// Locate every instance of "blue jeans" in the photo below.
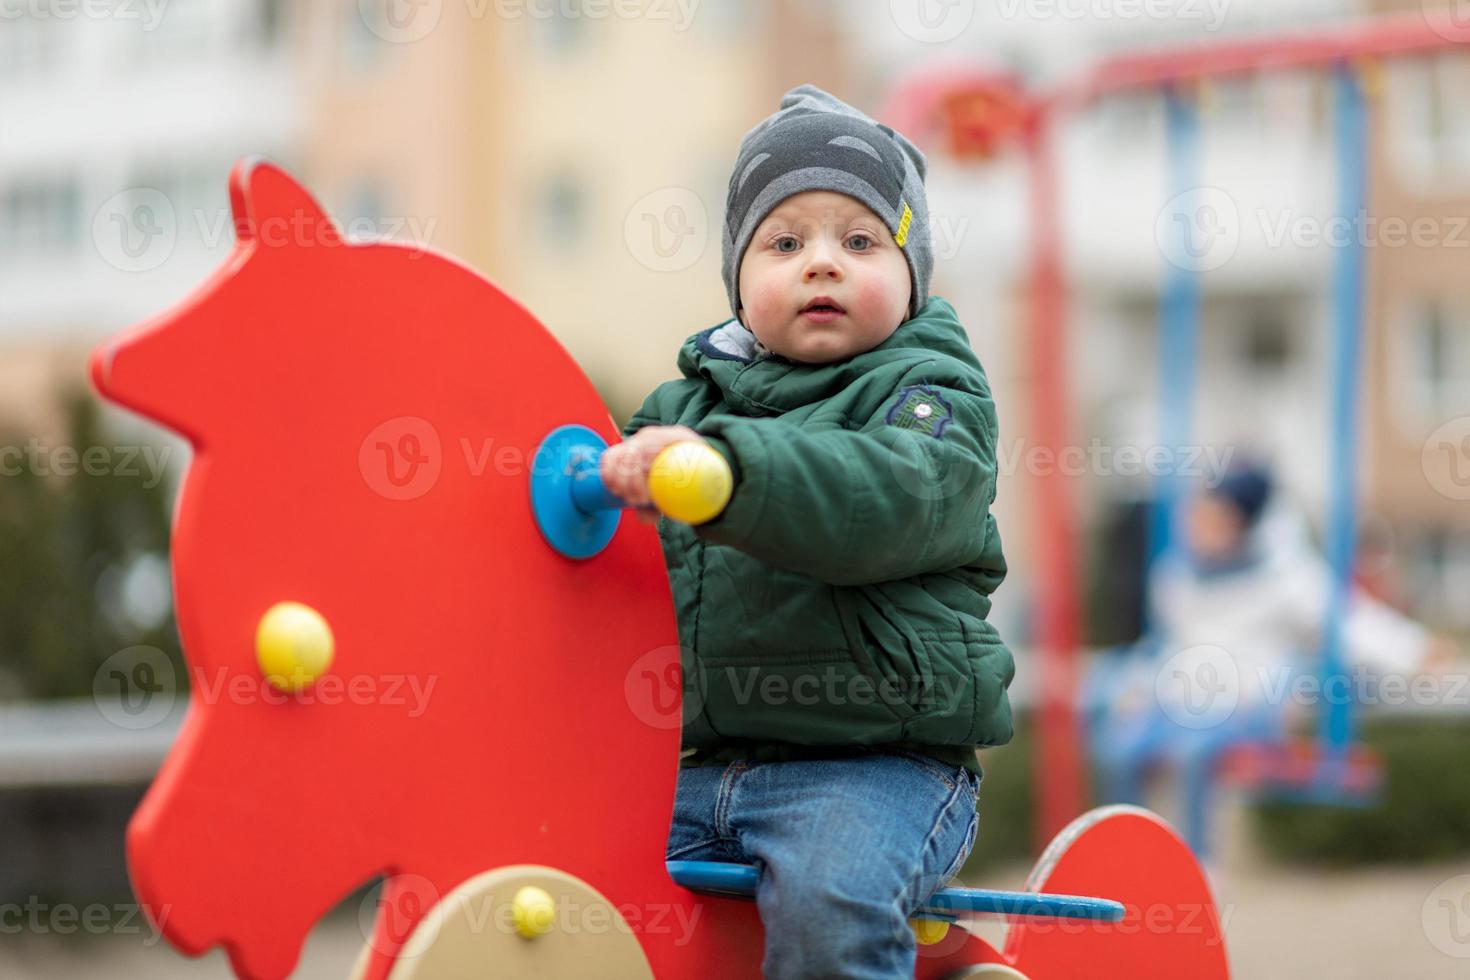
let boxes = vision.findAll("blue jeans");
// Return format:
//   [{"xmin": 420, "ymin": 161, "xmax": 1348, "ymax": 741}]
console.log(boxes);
[
  {"xmin": 1092, "ymin": 697, "xmax": 1285, "ymax": 858},
  {"xmin": 665, "ymin": 750, "xmax": 982, "ymax": 979}
]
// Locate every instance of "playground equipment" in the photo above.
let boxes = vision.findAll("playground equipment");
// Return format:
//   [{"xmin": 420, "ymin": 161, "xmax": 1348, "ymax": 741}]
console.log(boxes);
[
  {"xmin": 1167, "ymin": 64, "xmax": 1383, "ymax": 808},
  {"xmin": 889, "ymin": 12, "xmax": 1470, "ymax": 845},
  {"xmin": 91, "ymin": 159, "xmax": 1228, "ymax": 978},
  {"xmin": 529, "ymin": 424, "xmax": 734, "ymax": 558}
]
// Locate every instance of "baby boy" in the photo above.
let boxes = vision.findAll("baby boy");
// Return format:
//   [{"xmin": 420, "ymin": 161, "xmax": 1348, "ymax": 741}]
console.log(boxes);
[{"xmin": 601, "ymin": 85, "xmax": 1015, "ymax": 979}]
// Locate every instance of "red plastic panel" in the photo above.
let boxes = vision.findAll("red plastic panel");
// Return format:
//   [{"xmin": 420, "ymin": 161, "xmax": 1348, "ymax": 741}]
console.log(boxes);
[
  {"xmin": 94, "ymin": 161, "xmax": 1229, "ymax": 980},
  {"xmin": 91, "ymin": 159, "xmax": 728, "ymax": 980}
]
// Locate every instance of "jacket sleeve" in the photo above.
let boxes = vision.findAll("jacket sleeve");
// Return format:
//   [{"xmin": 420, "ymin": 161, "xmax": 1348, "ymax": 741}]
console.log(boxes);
[
  {"xmin": 621, "ymin": 387, "xmax": 670, "ymax": 438},
  {"xmin": 690, "ymin": 381, "xmax": 1000, "ymax": 586},
  {"xmin": 620, "ymin": 379, "xmax": 747, "ymax": 489},
  {"xmin": 621, "ymin": 379, "xmax": 699, "ymax": 437}
]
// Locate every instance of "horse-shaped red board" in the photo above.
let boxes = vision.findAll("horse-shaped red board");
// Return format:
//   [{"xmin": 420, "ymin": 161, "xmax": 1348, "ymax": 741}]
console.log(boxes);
[{"xmin": 91, "ymin": 159, "xmax": 1229, "ymax": 980}]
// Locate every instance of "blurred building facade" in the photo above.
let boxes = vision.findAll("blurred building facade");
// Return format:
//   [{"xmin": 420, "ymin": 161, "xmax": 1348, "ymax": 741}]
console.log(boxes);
[
  {"xmin": 853, "ymin": 0, "xmax": 1470, "ymax": 633},
  {"xmin": 1363, "ymin": 0, "xmax": 1470, "ymax": 626},
  {"xmin": 0, "ymin": 0, "xmax": 848, "ymax": 429},
  {"xmin": 0, "ymin": 0, "xmax": 1465, "ymax": 633},
  {"xmin": 298, "ymin": 0, "xmax": 848, "ymax": 415},
  {"xmin": 0, "ymin": 0, "xmax": 297, "ymax": 441}
]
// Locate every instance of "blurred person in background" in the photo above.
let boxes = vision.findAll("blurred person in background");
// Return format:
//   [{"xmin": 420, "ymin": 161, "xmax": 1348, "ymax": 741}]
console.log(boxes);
[{"xmin": 1088, "ymin": 460, "xmax": 1457, "ymax": 861}]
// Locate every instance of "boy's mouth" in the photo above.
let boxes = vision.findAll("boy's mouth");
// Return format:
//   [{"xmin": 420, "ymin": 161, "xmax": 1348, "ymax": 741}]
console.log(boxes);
[{"xmin": 799, "ymin": 297, "xmax": 845, "ymax": 316}]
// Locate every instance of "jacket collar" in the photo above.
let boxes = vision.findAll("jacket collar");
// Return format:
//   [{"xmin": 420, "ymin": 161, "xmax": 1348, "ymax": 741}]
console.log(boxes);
[
  {"xmin": 696, "ymin": 318, "xmax": 775, "ymax": 364},
  {"xmin": 675, "ymin": 296, "xmax": 978, "ymax": 416}
]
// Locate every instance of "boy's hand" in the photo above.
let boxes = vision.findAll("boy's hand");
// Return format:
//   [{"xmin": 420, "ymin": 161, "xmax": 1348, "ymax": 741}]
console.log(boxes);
[{"xmin": 601, "ymin": 425, "xmax": 708, "ymax": 523}]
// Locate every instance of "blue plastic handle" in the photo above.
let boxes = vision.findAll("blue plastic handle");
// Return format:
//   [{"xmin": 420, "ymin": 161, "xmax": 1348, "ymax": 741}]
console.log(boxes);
[
  {"xmin": 567, "ymin": 444, "xmax": 624, "ymax": 514},
  {"xmin": 531, "ymin": 424, "xmax": 628, "ymax": 559}
]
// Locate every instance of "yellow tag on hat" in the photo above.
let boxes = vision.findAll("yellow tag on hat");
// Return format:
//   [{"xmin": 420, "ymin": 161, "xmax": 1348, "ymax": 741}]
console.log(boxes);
[{"xmin": 894, "ymin": 201, "xmax": 913, "ymax": 247}]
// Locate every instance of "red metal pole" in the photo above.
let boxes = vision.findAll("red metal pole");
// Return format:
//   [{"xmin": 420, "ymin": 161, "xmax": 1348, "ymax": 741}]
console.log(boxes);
[
  {"xmin": 1049, "ymin": 10, "xmax": 1470, "ymax": 109},
  {"xmin": 1024, "ymin": 113, "xmax": 1085, "ymax": 851}
]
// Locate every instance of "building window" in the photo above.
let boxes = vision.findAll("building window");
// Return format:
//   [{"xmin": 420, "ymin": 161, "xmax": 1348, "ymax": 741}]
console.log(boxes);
[
  {"xmin": 125, "ymin": 166, "xmax": 229, "ymax": 250},
  {"xmin": 1397, "ymin": 299, "xmax": 1470, "ymax": 427},
  {"xmin": 346, "ymin": 0, "xmax": 394, "ymax": 67},
  {"xmin": 340, "ymin": 182, "xmax": 387, "ymax": 242},
  {"xmin": 534, "ymin": 0, "xmax": 584, "ymax": 57},
  {"xmin": 0, "ymin": 4, "xmax": 61, "ymax": 79},
  {"xmin": 0, "ymin": 178, "xmax": 81, "ymax": 255},
  {"xmin": 535, "ymin": 171, "xmax": 586, "ymax": 251},
  {"xmin": 1386, "ymin": 52, "xmax": 1470, "ymax": 186},
  {"xmin": 1238, "ymin": 306, "xmax": 1293, "ymax": 373},
  {"xmin": 130, "ymin": 0, "xmax": 216, "ymax": 64},
  {"xmin": 694, "ymin": 0, "xmax": 754, "ymax": 40},
  {"xmin": 256, "ymin": 0, "xmax": 286, "ymax": 49},
  {"xmin": 1410, "ymin": 529, "xmax": 1470, "ymax": 629},
  {"xmin": 1094, "ymin": 91, "xmax": 1160, "ymax": 144},
  {"xmin": 1210, "ymin": 76, "xmax": 1267, "ymax": 128}
]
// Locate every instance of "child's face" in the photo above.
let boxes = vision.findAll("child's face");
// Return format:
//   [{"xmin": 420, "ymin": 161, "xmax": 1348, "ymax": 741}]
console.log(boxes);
[
  {"xmin": 736, "ymin": 191, "xmax": 912, "ymax": 365},
  {"xmin": 1187, "ymin": 494, "xmax": 1247, "ymax": 562}
]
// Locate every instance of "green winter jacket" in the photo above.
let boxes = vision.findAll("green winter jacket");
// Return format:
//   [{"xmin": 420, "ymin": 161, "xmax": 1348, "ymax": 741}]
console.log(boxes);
[{"xmin": 623, "ymin": 296, "xmax": 1014, "ymax": 778}]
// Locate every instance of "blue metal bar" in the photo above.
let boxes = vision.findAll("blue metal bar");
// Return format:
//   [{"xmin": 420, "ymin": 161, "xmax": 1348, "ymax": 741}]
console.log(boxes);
[
  {"xmin": 1149, "ymin": 85, "xmax": 1204, "ymax": 588},
  {"xmin": 666, "ymin": 860, "xmax": 1127, "ymax": 922},
  {"xmin": 1321, "ymin": 64, "xmax": 1368, "ymax": 761},
  {"xmin": 1249, "ymin": 782, "xmax": 1379, "ymax": 808}
]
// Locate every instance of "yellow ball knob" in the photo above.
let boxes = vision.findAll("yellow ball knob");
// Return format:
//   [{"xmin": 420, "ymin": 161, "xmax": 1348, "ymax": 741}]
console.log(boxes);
[
  {"xmin": 255, "ymin": 601, "xmax": 334, "ymax": 693},
  {"xmin": 648, "ymin": 441, "xmax": 732, "ymax": 526},
  {"xmin": 909, "ymin": 917, "xmax": 951, "ymax": 946},
  {"xmin": 511, "ymin": 885, "xmax": 556, "ymax": 939}
]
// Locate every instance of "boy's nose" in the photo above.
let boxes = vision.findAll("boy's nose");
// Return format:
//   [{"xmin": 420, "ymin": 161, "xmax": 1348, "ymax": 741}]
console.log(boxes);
[{"xmin": 802, "ymin": 242, "xmax": 843, "ymax": 280}]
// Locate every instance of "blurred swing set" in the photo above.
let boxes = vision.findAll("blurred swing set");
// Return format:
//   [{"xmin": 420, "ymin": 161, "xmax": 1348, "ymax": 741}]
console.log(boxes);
[{"xmin": 884, "ymin": 11, "xmax": 1470, "ymax": 852}]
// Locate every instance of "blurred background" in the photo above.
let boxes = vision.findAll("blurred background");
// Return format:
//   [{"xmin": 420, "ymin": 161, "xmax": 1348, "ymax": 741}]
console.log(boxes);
[{"xmin": 2, "ymin": 0, "xmax": 1469, "ymax": 976}]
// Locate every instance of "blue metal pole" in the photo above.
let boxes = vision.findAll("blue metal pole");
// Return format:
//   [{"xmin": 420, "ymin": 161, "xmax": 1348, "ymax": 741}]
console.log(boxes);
[
  {"xmin": 1149, "ymin": 86, "xmax": 1204, "ymax": 587},
  {"xmin": 1322, "ymin": 63, "xmax": 1368, "ymax": 760}
]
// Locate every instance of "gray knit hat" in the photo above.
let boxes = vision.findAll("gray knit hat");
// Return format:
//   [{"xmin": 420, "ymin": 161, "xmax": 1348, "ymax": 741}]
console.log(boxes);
[{"xmin": 721, "ymin": 84, "xmax": 933, "ymax": 322}]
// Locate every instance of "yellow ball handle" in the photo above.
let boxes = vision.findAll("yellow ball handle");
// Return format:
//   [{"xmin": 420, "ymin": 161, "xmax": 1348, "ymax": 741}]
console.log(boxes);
[
  {"xmin": 511, "ymin": 885, "xmax": 556, "ymax": 939},
  {"xmin": 647, "ymin": 441, "xmax": 733, "ymax": 526},
  {"xmin": 255, "ymin": 601, "xmax": 334, "ymax": 693}
]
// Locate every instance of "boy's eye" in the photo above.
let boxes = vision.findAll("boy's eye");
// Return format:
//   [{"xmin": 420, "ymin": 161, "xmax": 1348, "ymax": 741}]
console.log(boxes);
[
  {"xmin": 773, "ymin": 235, "xmax": 800, "ymax": 253},
  {"xmin": 847, "ymin": 234, "xmax": 873, "ymax": 252}
]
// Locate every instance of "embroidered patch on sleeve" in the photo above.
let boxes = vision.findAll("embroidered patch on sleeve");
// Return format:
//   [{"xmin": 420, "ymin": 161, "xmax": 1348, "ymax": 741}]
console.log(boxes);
[{"xmin": 884, "ymin": 385, "xmax": 954, "ymax": 438}]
